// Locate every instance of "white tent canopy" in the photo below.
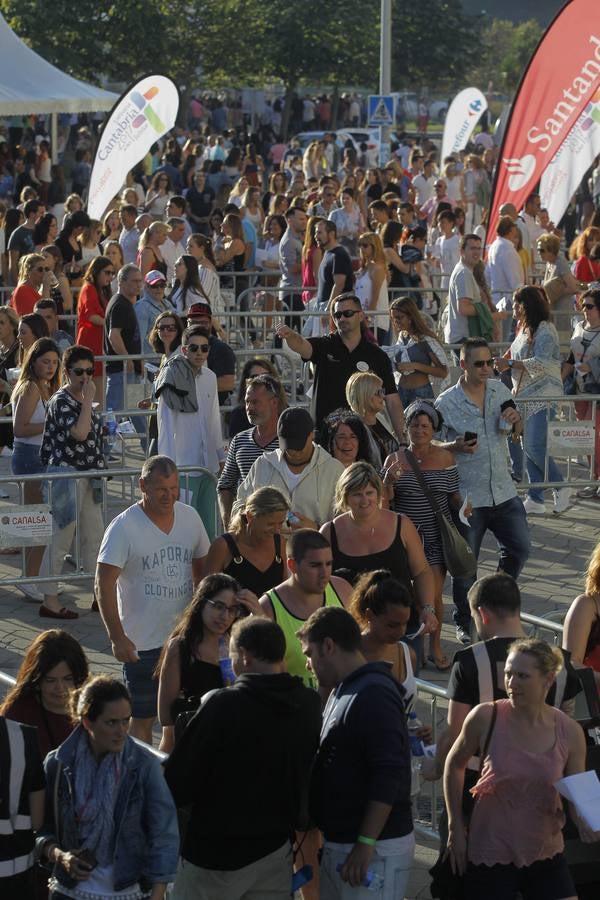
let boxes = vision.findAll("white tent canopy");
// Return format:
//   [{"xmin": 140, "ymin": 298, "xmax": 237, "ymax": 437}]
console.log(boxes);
[{"xmin": 0, "ymin": 13, "xmax": 117, "ymax": 115}]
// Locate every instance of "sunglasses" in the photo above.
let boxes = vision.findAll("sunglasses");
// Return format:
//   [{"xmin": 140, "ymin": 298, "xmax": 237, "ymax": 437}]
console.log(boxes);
[
  {"xmin": 185, "ymin": 343, "xmax": 209, "ymax": 352},
  {"xmin": 583, "ymin": 303, "xmax": 597, "ymax": 311},
  {"xmin": 70, "ymin": 367, "xmax": 94, "ymax": 376},
  {"xmin": 333, "ymin": 309, "xmax": 359, "ymax": 320},
  {"xmin": 158, "ymin": 324, "xmax": 177, "ymax": 332},
  {"xmin": 472, "ymin": 359, "xmax": 493, "ymax": 368}
]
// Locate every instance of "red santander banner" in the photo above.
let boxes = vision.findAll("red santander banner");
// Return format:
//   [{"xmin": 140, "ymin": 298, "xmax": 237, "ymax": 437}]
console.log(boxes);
[{"xmin": 488, "ymin": 0, "xmax": 600, "ymax": 235}]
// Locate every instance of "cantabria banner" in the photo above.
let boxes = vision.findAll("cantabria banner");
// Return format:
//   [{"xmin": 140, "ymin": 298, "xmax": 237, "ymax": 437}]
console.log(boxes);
[
  {"xmin": 441, "ymin": 88, "xmax": 487, "ymax": 162},
  {"xmin": 488, "ymin": 0, "xmax": 600, "ymax": 234},
  {"xmin": 88, "ymin": 74, "xmax": 179, "ymax": 220},
  {"xmin": 540, "ymin": 86, "xmax": 600, "ymax": 226}
]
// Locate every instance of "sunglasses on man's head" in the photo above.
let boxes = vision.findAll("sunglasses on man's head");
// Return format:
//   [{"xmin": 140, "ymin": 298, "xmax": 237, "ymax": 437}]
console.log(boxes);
[
  {"xmin": 333, "ymin": 309, "xmax": 358, "ymax": 320},
  {"xmin": 185, "ymin": 342, "xmax": 209, "ymax": 353}
]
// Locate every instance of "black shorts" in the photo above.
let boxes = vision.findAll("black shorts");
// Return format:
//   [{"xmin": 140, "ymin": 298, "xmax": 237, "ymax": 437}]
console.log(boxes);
[{"xmin": 466, "ymin": 853, "xmax": 576, "ymax": 900}]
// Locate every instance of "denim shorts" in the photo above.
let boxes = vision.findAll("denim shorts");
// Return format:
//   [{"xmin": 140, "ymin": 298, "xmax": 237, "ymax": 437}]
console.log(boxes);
[
  {"xmin": 11, "ymin": 441, "xmax": 45, "ymax": 476},
  {"xmin": 122, "ymin": 647, "xmax": 161, "ymax": 719}
]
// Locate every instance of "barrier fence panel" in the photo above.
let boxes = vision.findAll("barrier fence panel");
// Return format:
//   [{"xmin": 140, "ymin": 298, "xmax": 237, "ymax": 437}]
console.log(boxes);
[{"xmin": 0, "ymin": 465, "xmax": 219, "ymax": 590}]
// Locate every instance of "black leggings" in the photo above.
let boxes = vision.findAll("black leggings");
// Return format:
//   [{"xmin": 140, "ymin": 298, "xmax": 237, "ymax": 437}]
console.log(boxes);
[{"xmin": 465, "ymin": 853, "xmax": 576, "ymax": 900}]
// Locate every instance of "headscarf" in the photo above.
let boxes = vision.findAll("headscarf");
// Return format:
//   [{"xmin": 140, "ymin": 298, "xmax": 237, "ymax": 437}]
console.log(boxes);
[{"xmin": 404, "ymin": 400, "xmax": 443, "ymax": 433}]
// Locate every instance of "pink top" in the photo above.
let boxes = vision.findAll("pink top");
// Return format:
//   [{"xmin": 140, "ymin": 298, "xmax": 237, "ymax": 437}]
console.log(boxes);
[{"xmin": 468, "ymin": 700, "xmax": 569, "ymax": 868}]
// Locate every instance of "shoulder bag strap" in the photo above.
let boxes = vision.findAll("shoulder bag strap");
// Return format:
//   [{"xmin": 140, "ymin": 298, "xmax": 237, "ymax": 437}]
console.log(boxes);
[
  {"xmin": 478, "ymin": 700, "xmax": 498, "ymax": 778},
  {"xmin": 404, "ymin": 449, "xmax": 443, "ymax": 520}
]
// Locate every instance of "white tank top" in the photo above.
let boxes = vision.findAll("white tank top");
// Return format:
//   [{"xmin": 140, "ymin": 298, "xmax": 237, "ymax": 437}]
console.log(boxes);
[
  {"xmin": 354, "ymin": 268, "xmax": 388, "ymax": 315},
  {"xmin": 14, "ymin": 394, "xmax": 46, "ymax": 446}
]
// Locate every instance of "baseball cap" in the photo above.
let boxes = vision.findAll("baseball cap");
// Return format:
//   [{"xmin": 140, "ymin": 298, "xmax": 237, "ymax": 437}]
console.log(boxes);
[
  {"xmin": 187, "ymin": 301, "xmax": 212, "ymax": 318},
  {"xmin": 277, "ymin": 407, "xmax": 314, "ymax": 451},
  {"xmin": 145, "ymin": 270, "xmax": 166, "ymax": 286}
]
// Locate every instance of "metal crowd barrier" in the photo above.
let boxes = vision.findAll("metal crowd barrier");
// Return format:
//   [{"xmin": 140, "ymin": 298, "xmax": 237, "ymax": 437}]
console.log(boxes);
[{"xmin": 0, "ymin": 465, "xmax": 219, "ymax": 590}]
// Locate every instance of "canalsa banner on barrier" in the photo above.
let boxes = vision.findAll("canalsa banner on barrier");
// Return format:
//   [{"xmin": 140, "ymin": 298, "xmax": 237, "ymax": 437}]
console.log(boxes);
[
  {"xmin": 488, "ymin": 0, "xmax": 600, "ymax": 236},
  {"xmin": 441, "ymin": 88, "xmax": 487, "ymax": 163},
  {"xmin": 88, "ymin": 74, "xmax": 179, "ymax": 220},
  {"xmin": 540, "ymin": 86, "xmax": 600, "ymax": 227}
]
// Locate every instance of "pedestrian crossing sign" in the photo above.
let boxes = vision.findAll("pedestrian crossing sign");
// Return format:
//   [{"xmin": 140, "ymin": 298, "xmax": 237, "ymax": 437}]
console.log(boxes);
[{"xmin": 368, "ymin": 95, "xmax": 394, "ymax": 126}]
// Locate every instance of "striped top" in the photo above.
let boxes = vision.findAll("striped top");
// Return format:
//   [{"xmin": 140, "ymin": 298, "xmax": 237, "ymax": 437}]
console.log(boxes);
[
  {"xmin": 392, "ymin": 466, "xmax": 459, "ymax": 567},
  {"xmin": 0, "ymin": 716, "xmax": 45, "ymax": 878},
  {"xmin": 217, "ymin": 427, "xmax": 279, "ymax": 494}
]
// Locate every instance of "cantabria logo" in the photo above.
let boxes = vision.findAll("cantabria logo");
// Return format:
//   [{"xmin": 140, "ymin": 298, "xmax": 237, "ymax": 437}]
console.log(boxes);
[
  {"xmin": 97, "ymin": 84, "xmax": 166, "ymax": 162},
  {"xmin": 130, "ymin": 86, "xmax": 166, "ymax": 133},
  {"xmin": 503, "ymin": 155, "xmax": 537, "ymax": 191}
]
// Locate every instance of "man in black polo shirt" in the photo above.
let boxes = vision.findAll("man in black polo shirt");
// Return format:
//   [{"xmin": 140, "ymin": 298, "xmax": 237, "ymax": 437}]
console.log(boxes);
[{"xmin": 276, "ymin": 292, "xmax": 406, "ymax": 440}]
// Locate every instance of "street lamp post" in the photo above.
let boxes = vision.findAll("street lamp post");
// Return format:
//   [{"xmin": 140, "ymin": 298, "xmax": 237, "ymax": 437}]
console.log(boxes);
[{"xmin": 379, "ymin": 0, "xmax": 392, "ymax": 165}]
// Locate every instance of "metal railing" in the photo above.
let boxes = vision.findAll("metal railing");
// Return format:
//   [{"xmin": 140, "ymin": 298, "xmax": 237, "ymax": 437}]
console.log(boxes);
[{"xmin": 0, "ymin": 465, "xmax": 219, "ymax": 590}]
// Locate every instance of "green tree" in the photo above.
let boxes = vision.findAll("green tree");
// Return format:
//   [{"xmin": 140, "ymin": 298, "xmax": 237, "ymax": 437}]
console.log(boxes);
[{"xmin": 466, "ymin": 18, "xmax": 542, "ymax": 94}]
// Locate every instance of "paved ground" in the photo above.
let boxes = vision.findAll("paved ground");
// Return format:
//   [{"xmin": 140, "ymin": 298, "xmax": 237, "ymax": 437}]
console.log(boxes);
[{"xmin": 0, "ymin": 443, "xmax": 599, "ymax": 899}]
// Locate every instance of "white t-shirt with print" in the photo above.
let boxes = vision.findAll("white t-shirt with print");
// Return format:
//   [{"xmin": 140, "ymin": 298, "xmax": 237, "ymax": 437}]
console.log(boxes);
[{"xmin": 98, "ymin": 501, "xmax": 209, "ymax": 651}]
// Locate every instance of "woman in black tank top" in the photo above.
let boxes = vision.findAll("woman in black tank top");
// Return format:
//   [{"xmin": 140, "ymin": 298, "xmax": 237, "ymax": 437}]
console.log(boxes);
[
  {"xmin": 157, "ymin": 573, "xmax": 246, "ymax": 753},
  {"xmin": 321, "ymin": 462, "xmax": 437, "ymax": 669},
  {"xmin": 204, "ymin": 487, "xmax": 289, "ymax": 596}
]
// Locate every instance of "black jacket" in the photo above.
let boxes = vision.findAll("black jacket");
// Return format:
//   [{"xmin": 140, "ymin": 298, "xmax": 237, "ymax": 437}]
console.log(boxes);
[
  {"xmin": 310, "ymin": 662, "xmax": 412, "ymax": 843},
  {"xmin": 164, "ymin": 672, "xmax": 321, "ymax": 870}
]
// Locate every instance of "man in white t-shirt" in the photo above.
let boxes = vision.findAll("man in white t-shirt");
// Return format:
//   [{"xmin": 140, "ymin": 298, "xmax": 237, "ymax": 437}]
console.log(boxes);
[
  {"xmin": 160, "ymin": 217, "xmax": 186, "ymax": 284},
  {"xmin": 96, "ymin": 455, "xmax": 209, "ymax": 744},
  {"xmin": 444, "ymin": 234, "xmax": 483, "ymax": 354},
  {"xmin": 411, "ymin": 158, "xmax": 435, "ymax": 207},
  {"xmin": 431, "ymin": 210, "xmax": 460, "ymax": 291}
]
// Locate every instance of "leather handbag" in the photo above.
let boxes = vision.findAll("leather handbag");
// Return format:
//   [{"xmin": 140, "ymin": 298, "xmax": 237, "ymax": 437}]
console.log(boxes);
[{"xmin": 404, "ymin": 450, "xmax": 477, "ymax": 578}]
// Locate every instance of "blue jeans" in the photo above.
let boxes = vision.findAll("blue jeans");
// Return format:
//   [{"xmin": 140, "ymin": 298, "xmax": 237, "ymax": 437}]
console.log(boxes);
[
  {"xmin": 451, "ymin": 496, "xmax": 530, "ymax": 629},
  {"xmin": 523, "ymin": 408, "xmax": 564, "ymax": 503},
  {"xmin": 105, "ymin": 370, "xmax": 147, "ymax": 450},
  {"xmin": 398, "ymin": 381, "xmax": 434, "ymax": 408}
]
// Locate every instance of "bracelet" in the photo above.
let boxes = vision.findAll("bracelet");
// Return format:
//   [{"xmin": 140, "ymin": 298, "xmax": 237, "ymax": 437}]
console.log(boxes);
[
  {"xmin": 357, "ymin": 834, "xmax": 377, "ymax": 846},
  {"xmin": 422, "ymin": 604, "xmax": 435, "ymax": 615}
]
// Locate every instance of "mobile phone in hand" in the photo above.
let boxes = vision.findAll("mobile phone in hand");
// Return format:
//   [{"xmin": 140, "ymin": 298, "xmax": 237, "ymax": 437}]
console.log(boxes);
[{"xmin": 464, "ymin": 431, "xmax": 477, "ymax": 443}]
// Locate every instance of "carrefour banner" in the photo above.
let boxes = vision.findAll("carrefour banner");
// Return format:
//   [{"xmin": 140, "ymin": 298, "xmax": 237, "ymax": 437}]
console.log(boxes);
[
  {"xmin": 441, "ymin": 88, "xmax": 487, "ymax": 162},
  {"xmin": 88, "ymin": 74, "xmax": 179, "ymax": 220},
  {"xmin": 540, "ymin": 87, "xmax": 600, "ymax": 226},
  {"xmin": 488, "ymin": 0, "xmax": 600, "ymax": 236}
]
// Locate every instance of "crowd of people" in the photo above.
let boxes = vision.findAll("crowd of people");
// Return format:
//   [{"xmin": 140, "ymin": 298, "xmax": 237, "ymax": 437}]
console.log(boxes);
[{"xmin": 0, "ymin": 111, "xmax": 600, "ymax": 900}]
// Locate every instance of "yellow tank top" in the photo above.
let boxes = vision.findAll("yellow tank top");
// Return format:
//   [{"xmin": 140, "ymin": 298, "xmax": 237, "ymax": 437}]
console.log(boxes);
[{"xmin": 268, "ymin": 583, "xmax": 343, "ymax": 688}]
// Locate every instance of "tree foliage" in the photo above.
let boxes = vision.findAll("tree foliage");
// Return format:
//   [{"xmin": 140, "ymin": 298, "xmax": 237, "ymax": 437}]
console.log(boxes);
[{"xmin": 465, "ymin": 19, "xmax": 543, "ymax": 94}]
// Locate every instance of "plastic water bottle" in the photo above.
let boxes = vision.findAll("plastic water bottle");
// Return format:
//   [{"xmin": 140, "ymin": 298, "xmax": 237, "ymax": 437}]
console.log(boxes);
[
  {"xmin": 407, "ymin": 710, "xmax": 425, "ymax": 756},
  {"xmin": 104, "ymin": 410, "xmax": 118, "ymax": 454},
  {"xmin": 336, "ymin": 864, "xmax": 384, "ymax": 891},
  {"xmin": 218, "ymin": 636, "xmax": 235, "ymax": 686}
]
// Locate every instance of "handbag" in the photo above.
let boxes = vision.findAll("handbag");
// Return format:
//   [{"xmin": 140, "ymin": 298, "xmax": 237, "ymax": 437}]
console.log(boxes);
[
  {"xmin": 429, "ymin": 703, "xmax": 498, "ymax": 899},
  {"xmin": 404, "ymin": 450, "xmax": 477, "ymax": 578},
  {"xmin": 543, "ymin": 272, "xmax": 587, "ymax": 305}
]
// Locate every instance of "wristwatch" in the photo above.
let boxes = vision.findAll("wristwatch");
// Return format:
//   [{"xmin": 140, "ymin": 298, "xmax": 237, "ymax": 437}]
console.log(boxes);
[{"xmin": 422, "ymin": 604, "xmax": 436, "ymax": 616}]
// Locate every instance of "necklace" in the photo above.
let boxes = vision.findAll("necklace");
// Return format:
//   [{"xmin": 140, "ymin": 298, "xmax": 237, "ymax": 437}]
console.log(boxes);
[{"xmin": 409, "ymin": 443, "xmax": 430, "ymax": 464}]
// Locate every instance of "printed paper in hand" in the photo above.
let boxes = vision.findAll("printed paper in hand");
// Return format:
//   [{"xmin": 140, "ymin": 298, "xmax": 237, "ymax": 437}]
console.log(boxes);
[
  {"xmin": 555, "ymin": 770, "xmax": 600, "ymax": 830},
  {"xmin": 459, "ymin": 493, "xmax": 470, "ymax": 527}
]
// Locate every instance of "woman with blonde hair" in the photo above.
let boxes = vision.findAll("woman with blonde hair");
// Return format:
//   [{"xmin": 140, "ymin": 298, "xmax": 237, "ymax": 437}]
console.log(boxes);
[
  {"xmin": 320, "ymin": 461, "xmax": 437, "ymax": 669},
  {"xmin": 301, "ymin": 215, "xmax": 324, "ymax": 305},
  {"xmin": 355, "ymin": 231, "xmax": 389, "ymax": 343},
  {"xmin": 388, "ymin": 296, "xmax": 448, "ymax": 404},
  {"xmin": 10, "ymin": 252, "xmax": 51, "ymax": 316},
  {"xmin": 240, "ymin": 186, "xmax": 264, "ymax": 232},
  {"xmin": 228, "ymin": 175, "xmax": 249, "ymax": 208},
  {"xmin": 11, "ymin": 338, "xmax": 60, "ymax": 602},
  {"xmin": 445, "ymin": 637, "xmax": 596, "ymax": 896},
  {"xmin": 77, "ymin": 217, "xmax": 102, "ymax": 264},
  {"xmin": 138, "ymin": 220, "xmax": 168, "ymax": 278},
  {"xmin": 204, "ymin": 486, "xmax": 289, "ymax": 596},
  {"xmin": 144, "ymin": 171, "xmax": 172, "ymax": 218},
  {"xmin": 564, "ymin": 542, "xmax": 600, "ymax": 695},
  {"xmin": 346, "ymin": 370, "xmax": 399, "ymax": 465}
]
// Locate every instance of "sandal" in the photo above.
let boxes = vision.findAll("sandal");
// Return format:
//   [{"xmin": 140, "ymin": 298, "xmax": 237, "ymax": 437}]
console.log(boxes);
[
  {"xmin": 39, "ymin": 604, "xmax": 79, "ymax": 620},
  {"xmin": 427, "ymin": 653, "xmax": 452, "ymax": 671}
]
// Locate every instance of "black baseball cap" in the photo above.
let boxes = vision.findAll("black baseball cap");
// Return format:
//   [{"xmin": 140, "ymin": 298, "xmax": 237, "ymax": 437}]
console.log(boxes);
[{"xmin": 277, "ymin": 407, "xmax": 314, "ymax": 451}]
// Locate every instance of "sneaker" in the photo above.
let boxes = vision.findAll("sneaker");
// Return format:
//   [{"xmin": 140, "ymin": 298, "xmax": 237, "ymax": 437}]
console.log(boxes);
[
  {"xmin": 17, "ymin": 583, "xmax": 44, "ymax": 602},
  {"xmin": 523, "ymin": 496, "xmax": 546, "ymax": 515},
  {"xmin": 552, "ymin": 488, "xmax": 571, "ymax": 514},
  {"xmin": 577, "ymin": 485, "xmax": 598, "ymax": 499},
  {"xmin": 456, "ymin": 625, "xmax": 472, "ymax": 645}
]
